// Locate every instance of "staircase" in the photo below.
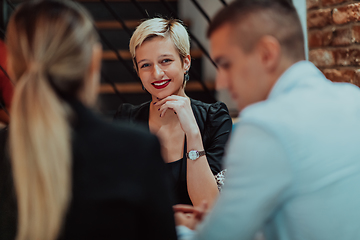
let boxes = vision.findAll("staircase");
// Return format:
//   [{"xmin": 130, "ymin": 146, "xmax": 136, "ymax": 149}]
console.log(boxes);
[{"xmin": 1, "ymin": 0, "xmax": 217, "ymax": 118}]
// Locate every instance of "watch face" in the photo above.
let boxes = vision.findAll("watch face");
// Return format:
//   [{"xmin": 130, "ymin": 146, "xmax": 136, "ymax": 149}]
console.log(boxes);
[{"xmin": 188, "ymin": 150, "xmax": 199, "ymax": 160}]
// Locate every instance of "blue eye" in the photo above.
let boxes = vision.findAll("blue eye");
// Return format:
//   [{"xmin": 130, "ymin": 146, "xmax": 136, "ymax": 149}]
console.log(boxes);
[
  {"xmin": 140, "ymin": 63, "xmax": 150, "ymax": 68},
  {"xmin": 162, "ymin": 59, "xmax": 172, "ymax": 63}
]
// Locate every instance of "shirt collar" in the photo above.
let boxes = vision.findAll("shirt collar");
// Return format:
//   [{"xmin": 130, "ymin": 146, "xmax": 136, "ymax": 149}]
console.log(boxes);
[{"xmin": 267, "ymin": 60, "xmax": 324, "ymax": 100}]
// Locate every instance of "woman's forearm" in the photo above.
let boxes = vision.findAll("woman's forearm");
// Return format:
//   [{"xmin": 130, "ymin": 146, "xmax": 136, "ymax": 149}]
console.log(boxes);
[{"xmin": 186, "ymin": 132, "xmax": 219, "ymax": 207}]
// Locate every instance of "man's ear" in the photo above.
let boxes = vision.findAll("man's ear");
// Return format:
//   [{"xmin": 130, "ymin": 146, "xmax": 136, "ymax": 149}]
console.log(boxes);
[
  {"xmin": 183, "ymin": 54, "xmax": 191, "ymax": 72},
  {"xmin": 257, "ymin": 36, "xmax": 281, "ymax": 73}
]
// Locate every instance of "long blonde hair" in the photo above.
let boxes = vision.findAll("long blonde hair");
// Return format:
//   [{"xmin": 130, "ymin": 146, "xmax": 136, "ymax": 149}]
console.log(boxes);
[{"xmin": 6, "ymin": 1, "xmax": 99, "ymax": 239}]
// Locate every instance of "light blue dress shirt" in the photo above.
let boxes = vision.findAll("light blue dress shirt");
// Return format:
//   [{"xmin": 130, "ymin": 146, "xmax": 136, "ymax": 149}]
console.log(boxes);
[{"xmin": 180, "ymin": 61, "xmax": 360, "ymax": 240}]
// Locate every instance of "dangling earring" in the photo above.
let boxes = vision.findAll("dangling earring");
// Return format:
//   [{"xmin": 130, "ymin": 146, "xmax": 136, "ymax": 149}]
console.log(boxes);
[
  {"xmin": 184, "ymin": 70, "xmax": 190, "ymax": 82},
  {"xmin": 142, "ymin": 85, "xmax": 146, "ymax": 91}
]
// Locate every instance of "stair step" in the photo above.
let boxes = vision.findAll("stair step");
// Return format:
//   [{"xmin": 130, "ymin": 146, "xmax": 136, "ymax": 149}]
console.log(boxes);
[
  {"xmin": 77, "ymin": 0, "xmax": 176, "ymax": 2},
  {"xmin": 96, "ymin": 20, "xmax": 141, "ymax": 30},
  {"xmin": 99, "ymin": 81, "xmax": 215, "ymax": 94},
  {"xmin": 95, "ymin": 19, "xmax": 190, "ymax": 30},
  {"xmin": 80, "ymin": 1, "xmax": 178, "ymax": 22},
  {"xmin": 102, "ymin": 48, "xmax": 203, "ymax": 60},
  {"xmin": 10, "ymin": 0, "xmax": 177, "ymax": 2}
]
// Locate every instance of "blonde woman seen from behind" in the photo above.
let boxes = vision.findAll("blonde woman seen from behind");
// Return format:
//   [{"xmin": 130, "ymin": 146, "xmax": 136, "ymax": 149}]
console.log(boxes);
[
  {"xmin": 6, "ymin": 1, "xmax": 177, "ymax": 240},
  {"xmin": 114, "ymin": 18, "xmax": 233, "ymax": 207}
]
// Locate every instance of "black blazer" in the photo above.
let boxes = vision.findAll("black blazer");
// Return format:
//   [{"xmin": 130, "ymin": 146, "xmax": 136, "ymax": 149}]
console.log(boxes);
[
  {"xmin": 0, "ymin": 100, "xmax": 177, "ymax": 240},
  {"xmin": 0, "ymin": 127, "xmax": 17, "ymax": 240},
  {"xmin": 62, "ymin": 100, "xmax": 177, "ymax": 239},
  {"xmin": 114, "ymin": 99, "xmax": 233, "ymax": 205}
]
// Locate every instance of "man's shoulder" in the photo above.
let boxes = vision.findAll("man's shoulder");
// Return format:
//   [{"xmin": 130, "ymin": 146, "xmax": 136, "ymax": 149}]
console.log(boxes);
[
  {"xmin": 239, "ymin": 78, "xmax": 360, "ymax": 146},
  {"xmin": 242, "ymin": 78, "xmax": 360, "ymax": 121}
]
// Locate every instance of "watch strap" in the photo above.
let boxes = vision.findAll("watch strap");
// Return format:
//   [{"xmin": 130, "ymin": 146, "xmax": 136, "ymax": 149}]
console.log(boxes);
[{"xmin": 198, "ymin": 150, "xmax": 206, "ymax": 158}]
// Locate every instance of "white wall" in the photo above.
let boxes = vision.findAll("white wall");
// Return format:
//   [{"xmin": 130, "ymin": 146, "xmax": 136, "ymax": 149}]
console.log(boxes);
[
  {"xmin": 179, "ymin": 0, "xmax": 308, "ymax": 113},
  {"xmin": 179, "ymin": 0, "xmax": 237, "ymax": 112}
]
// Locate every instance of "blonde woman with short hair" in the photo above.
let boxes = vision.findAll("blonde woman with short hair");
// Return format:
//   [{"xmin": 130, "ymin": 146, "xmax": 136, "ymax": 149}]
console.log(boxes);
[
  {"xmin": 115, "ymin": 18, "xmax": 232, "ymax": 207},
  {"xmin": 5, "ymin": 1, "xmax": 177, "ymax": 239}
]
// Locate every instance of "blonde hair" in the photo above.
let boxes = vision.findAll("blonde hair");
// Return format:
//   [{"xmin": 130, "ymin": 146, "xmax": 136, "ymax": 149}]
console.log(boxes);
[
  {"xmin": 129, "ymin": 18, "xmax": 190, "ymax": 70},
  {"xmin": 7, "ymin": 1, "xmax": 98, "ymax": 239}
]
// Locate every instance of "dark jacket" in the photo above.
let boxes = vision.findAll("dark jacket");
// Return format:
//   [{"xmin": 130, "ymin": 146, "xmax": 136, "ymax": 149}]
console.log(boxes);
[
  {"xmin": 0, "ymin": 100, "xmax": 178, "ymax": 240},
  {"xmin": 114, "ymin": 99, "xmax": 233, "ymax": 205},
  {"xmin": 0, "ymin": 127, "xmax": 17, "ymax": 240},
  {"xmin": 62, "ymin": 100, "xmax": 177, "ymax": 239}
]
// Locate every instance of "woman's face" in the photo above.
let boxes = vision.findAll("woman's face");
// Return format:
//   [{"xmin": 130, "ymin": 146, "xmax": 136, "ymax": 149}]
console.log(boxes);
[{"xmin": 135, "ymin": 36, "xmax": 190, "ymax": 100}]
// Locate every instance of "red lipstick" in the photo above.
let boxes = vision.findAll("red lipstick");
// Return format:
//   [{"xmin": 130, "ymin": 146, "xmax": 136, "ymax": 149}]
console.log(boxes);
[{"xmin": 152, "ymin": 79, "xmax": 171, "ymax": 89}]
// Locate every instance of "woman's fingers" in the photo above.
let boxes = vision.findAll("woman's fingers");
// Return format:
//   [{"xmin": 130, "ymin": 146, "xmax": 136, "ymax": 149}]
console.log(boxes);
[
  {"xmin": 174, "ymin": 212, "xmax": 197, "ymax": 229},
  {"xmin": 173, "ymin": 202, "xmax": 207, "ymax": 229},
  {"xmin": 173, "ymin": 201, "xmax": 208, "ymax": 219},
  {"xmin": 173, "ymin": 204, "xmax": 196, "ymax": 213},
  {"xmin": 155, "ymin": 95, "xmax": 190, "ymax": 114},
  {"xmin": 160, "ymin": 108, "xmax": 168, "ymax": 117},
  {"xmin": 159, "ymin": 101, "xmax": 180, "ymax": 117},
  {"xmin": 155, "ymin": 95, "xmax": 190, "ymax": 116},
  {"xmin": 195, "ymin": 200, "xmax": 209, "ymax": 221},
  {"xmin": 155, "ymin": 95, "xmax": 199, "ymax": 134}
]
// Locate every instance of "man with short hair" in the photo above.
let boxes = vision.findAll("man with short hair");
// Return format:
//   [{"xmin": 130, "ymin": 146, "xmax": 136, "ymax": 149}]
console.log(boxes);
[{"xmin": 174, "ymin": 0, "xmax": 360, "ymax": 239}]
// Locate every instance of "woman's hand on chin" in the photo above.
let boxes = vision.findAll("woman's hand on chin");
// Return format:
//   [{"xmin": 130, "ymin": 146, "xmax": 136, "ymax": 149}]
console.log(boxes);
[{"xmin": 154, "ymin": 95, "xmax": 199, "ymax": 136}]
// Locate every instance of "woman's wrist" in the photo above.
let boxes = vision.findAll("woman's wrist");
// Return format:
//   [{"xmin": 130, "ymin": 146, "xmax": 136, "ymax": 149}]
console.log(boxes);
[{"xmin": 185, "ymin": 130, "xmax": 201, "ymax": 142}]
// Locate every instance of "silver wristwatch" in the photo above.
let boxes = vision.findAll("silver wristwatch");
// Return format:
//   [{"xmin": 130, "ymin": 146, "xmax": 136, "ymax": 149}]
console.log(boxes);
[{"xmin": 186, "ymin": 150, "xmax": 206, "ymax": 161}]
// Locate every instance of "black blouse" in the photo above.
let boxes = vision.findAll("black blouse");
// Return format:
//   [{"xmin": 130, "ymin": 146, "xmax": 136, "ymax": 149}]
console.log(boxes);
[{"xmin": 114, "ymin": 98, "xmax": 233, "ymax": 205}]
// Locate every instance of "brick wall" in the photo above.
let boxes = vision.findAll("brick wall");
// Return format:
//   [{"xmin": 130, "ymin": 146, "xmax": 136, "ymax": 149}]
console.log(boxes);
[{"xmin": 307, "ymin": 0, "xmax": 360, "ymax": 86}]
